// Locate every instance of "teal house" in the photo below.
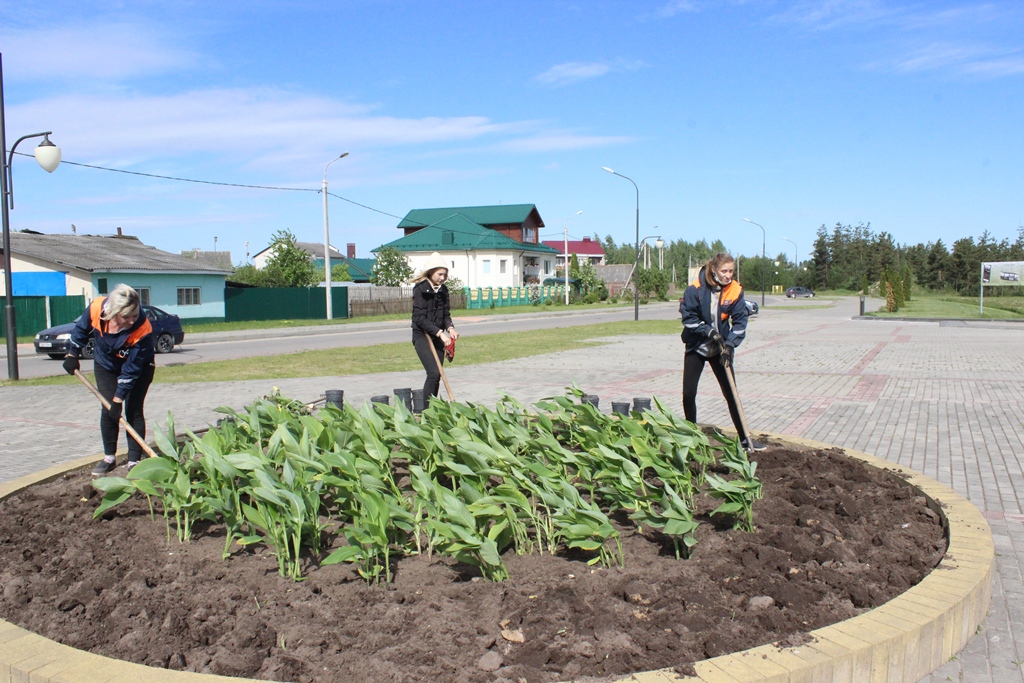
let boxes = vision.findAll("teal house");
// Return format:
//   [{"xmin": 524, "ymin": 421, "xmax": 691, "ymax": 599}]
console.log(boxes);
[
  {"xmin": 377, "ymin": 204, "xmax": 560, "ymax": 288},
  {"xmin": 4, "ymin": 232, "xmax": 231, "ymax": 321}
]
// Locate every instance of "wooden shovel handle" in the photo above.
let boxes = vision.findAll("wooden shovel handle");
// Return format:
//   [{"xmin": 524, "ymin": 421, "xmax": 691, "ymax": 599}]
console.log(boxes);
[
  {"xmin": 74, "ymin": 370, "xmax": 158, "ymax": 459},
  {"xmin": 427, "ymin": 337, "xmax": 455, "ymax": 401}
]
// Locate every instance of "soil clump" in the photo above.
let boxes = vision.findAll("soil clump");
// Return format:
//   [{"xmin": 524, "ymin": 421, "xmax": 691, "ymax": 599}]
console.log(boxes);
[{"xmin": 0, "ymin": 444, "xmax": 945, "ymax": 682}]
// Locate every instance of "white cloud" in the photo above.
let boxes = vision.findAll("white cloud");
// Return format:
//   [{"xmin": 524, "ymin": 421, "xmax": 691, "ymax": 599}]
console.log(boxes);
[
  {"xmin": 768, "ymin": 0, "xmax": 895, "ymax": 30},
  {"xmin": 0, "ymin": 22, "xmax": 200, "ymax": 80},
  {"xmin": 885, "ymin": 43, "xmax": 1024, "ymax": 78},
  {"xmin": 658, "ymin": 0, "xmax": 699, "ymax": 17},
  {"xmin": 535, "ymin": 59, "xmax": 646, "ymax": 87},
  {"xmin": 535, "ymin": 62, "xmax": 611, "ymax": 86},
  {"xmin": 6, "ymin": 86, "xmax": 629, "ymax": 181}
]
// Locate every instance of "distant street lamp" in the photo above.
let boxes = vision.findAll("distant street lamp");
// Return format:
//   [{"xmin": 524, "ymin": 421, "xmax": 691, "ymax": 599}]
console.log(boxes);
[
  {"xmin": 742, "ymin": 218, "xmax": 767, "ymax": 308},
  {"xmin": 322, "ymin": 152, "xmax": 349, "ymax": 320},
  {"xmin": 563, "ymin": 211, "xmax": 582, "ymax": 305},
  {"xmin": 602, "ymin": 167, "xmax": 640, "ymax": 320},
  {"xmin": 1, "ymin": 52, "xmax": 62, "ymax": 381},
  {"xmin": 782, "ymin": 237, "xmax": 798, "ymax": 281}
]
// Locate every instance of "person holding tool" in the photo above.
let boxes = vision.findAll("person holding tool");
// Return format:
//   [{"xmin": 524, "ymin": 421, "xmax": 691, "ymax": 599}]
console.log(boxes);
[
  {"xmin": 411, "ymin": 252, "xmax": 458, "ymax": 400},
  {"xmin": 680, "ymin": 253, "xmax": 765, "ymax": 452},
  {"xmin": 62, "ymin": 284, "xmax": 156, "ymax": 474}
]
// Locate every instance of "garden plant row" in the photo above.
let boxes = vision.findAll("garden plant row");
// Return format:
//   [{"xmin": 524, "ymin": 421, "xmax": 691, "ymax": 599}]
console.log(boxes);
[{"xmin": 92, "ymin": 388, "xmax": 762, "ymax": 583}]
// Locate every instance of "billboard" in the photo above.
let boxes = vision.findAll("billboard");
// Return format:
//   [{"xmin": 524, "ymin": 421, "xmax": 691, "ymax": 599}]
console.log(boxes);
[{"xmin": 981, "ymin": 261, "xmax": 1024, "ymax": 287}]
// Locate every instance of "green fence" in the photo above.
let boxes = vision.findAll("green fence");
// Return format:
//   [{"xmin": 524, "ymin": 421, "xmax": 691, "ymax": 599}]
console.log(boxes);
[
  {"xmin": 0, "ymin": 295, "xmax": 86, "ymax": 339},
  {"xmin": 224, "ymin": 287, "xmax": 349, "ymax": 322},
  {"xmin": 464, "ymin": 286, "xmax": 565, "ymax": 309}
]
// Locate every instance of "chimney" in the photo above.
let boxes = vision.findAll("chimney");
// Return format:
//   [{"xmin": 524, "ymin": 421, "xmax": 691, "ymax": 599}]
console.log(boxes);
[
  {"xmin": 582, "ymin": 237, "xmax": 591, "ymax": 243},
  {"xmin": 71, "ymin": 224, "xmax": 76, "ymax": 235},
  {"xmin": 347, "ymin": 243, "xmax": 356, "ymax": 258},
  {"xmin": 117, "ymin": 227, "xmax": 123, "ymax": 236}
]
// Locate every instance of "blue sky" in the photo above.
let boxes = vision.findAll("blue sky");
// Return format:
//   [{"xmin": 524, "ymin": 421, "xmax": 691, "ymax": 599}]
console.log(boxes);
[{"xmin": 2, "ymin": 0, "xmax": 1022, "ymax": 266}]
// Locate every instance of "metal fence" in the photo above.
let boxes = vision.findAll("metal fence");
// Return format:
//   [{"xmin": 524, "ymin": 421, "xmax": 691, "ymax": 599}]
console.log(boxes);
[
  {"xmin": 224, "ymin": 287, "xmax": 349, "ymax": 322},
  {"xmin": 0, "ymin": 295, "xmax": 86, "ymax": 339},
  {"xmin": 465, "ymin": 286, "xmax": 566, "ymax": 309}
]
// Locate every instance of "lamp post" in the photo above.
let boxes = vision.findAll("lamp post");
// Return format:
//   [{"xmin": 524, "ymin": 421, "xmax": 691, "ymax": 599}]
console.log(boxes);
[
  {"xmin": 602, "ymin": 166, "xmax": 640, "ymax": 320},
  {"xmin": 1, "ymin": 52, "xmax": 62, "ymax": 381},
  {"xmin": 563, "ymin": 210, "xmax": 582, "ymax": 305},
  {"xmin": 782, "ymin": 237, "xmax": 798, "ymax": 284},
  {"xmin": 742, "ymin": 218, "xmax": 767, "ymax": 308},
  {"xmin": 322, "ymin": 152, "xmax": 349, "ymax": 321}
]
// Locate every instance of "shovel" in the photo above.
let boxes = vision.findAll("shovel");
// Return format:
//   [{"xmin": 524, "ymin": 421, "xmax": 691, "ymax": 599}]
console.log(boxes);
[
  {"xmin": 427, "ymin": 338, "xmax": 455, "ymax": 401},
  {"xmin": 74, "ymin": 370, "xmax": 158, "ymax": 459},
  {"xmin": 717, "ymin": 347, "xmax": 755, "ymax": 452}
]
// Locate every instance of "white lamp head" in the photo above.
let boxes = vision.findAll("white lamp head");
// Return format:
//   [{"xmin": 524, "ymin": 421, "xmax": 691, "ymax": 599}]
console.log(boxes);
[
  {"xmin": 655, "ymin": 238, "xmax": 665, "ymax": 250},
  {"xmin": 602, "ymin": 166, "xmax": 614, "ymax": 174},
  {"xmin": 34, "ymin": 134, "xmax": 61, "ymax": 173}
]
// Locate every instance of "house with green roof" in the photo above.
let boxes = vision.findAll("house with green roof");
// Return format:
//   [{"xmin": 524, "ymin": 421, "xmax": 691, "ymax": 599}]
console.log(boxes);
[{"xmin": 378, "ymin": 204, "xmax": 561, "ymax": 288}]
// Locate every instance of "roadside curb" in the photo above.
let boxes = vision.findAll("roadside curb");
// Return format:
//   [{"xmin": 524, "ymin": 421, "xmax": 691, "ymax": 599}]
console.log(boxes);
[{"xmin": 0, "ymin": 434, "xmax": 992, "ymax": 683}]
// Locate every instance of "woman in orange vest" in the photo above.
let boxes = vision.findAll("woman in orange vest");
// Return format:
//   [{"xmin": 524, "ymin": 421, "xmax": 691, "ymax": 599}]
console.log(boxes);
[
  {"xmin": 62, "ymin": 284, "xmax": 155, "ymax": 475},
  {"xmin": 680, "ymin": 253, "xmax": 764, "ymax": 452}
]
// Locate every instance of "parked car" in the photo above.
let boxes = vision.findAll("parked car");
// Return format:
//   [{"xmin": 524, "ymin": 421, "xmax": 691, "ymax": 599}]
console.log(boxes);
[
  {"xmin": 744, "ymin": 300, "xmax": 759, "ymax": 315},
  {"xmin": 34, "ymin": 305, "xmax": 185, "ymax": 360},
  {"xmin": 786, "ymin": 286, "xmax": 815, "ymax": 298}
]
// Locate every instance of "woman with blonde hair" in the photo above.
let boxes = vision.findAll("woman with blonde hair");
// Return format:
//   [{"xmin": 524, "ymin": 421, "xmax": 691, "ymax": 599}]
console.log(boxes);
[
  {"xmin": 410, "ymin": 252, "xmax": 458, "ymax": 399},
  {"xmin": 679, "ymin": 253, "xmax": 764, "ymax": 452},
  {"xmin": 63, "ymin": 284, "xmax": 155, "ymax": 474}
]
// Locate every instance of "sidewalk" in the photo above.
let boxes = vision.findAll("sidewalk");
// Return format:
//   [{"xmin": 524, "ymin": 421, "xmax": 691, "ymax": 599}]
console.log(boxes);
[{"xmin": 1, "ymin": 297, "xmax": 1021, "ymax": 682}]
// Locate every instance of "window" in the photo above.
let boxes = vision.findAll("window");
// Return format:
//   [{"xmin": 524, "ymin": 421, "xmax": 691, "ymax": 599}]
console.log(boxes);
[
  {"xmin": 499, "ymin": 259, "xmax": 507, "ymax": 274},
  {"xmin": 544, "ymin": 260, "xmax": 551, "ymax": 275},
  {"xmin": 522, "ymin": 228, "xmax": 536, "ymax": 243},
  {"xmin": 177, "ymin": 287, "xmax": 201, "ymax": 306},
  {"xmin": 482, "ymin": 260, "xmax": 491, "ymax": 274},
  {"xmin": 134, "ymin": 288, "xmax": 151, "ymax": 306},
  {"xmin": 97, "ymin": 278, "xmax": 108, "ymax": 294}
]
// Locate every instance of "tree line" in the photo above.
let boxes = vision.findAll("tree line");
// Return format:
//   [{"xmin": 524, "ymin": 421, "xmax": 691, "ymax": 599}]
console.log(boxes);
[{"xmin": 601, "ymin": 224, "xmax": 1024, "ymax": 295}]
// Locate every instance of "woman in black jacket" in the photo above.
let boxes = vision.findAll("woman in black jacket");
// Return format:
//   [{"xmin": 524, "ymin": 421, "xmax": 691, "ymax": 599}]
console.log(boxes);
[
  {"xmin": 411, "ymin": 252, "xmax": 459, "ymax": 398},
  {"xmin": 680, "ymin": 253, "xmax": 764, "ymax": 452},
  {"xmin": 62, "ymin": 284, "xmax": 156, "ymax": 474}
]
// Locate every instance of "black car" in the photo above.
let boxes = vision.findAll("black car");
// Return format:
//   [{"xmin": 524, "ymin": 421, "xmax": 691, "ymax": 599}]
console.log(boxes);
[
  {"xmin": 34, "ymin": 305, "xmax": 185, "ymax": 359},
  {"xmin": 786, "ymin": 286, "xmax": 815, "ymax": 298}
]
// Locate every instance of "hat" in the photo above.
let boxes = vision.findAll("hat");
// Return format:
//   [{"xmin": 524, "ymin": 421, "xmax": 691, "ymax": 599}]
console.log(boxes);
[{"xmin": 412, "ymin": 252, "xmax": 450, "ymax": 282}]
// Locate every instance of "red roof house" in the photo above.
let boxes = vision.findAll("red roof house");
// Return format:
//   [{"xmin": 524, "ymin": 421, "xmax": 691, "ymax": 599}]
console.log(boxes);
[{"xmin": 541, "ymin": 236, "xmax": 606, "ymax": 267}]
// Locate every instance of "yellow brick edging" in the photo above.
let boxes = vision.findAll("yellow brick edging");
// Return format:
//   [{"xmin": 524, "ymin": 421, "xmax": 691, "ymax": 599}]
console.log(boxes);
[{"xmin": 0, "ymin": 435, "xmax": 993, "ymax": 683}]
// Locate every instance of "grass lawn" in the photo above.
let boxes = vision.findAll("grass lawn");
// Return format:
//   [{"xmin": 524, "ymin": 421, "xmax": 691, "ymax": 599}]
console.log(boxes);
[
  {"xmin": 864, "ymin": 294, "xmax": 1024, "ymax": 319},
  {"xmin": 2, "ymin": 319, "xmax": 680, "ymax": 388},
  {"xmin": 181, "ymin": 299, "xmax": 638, "ymax": 334}
]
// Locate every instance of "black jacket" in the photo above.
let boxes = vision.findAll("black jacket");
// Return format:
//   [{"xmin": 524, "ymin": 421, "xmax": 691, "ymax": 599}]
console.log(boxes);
[
  {"xmin": 680, "ymin": 268, "xmax": 748, "ymax": 354},
  {"xmin": 411, "ymin": 280, "xmax": 453, "ymax": 340},
  {"xmin": 70, "ymin": 297, "xmax": 155, "ymax": 400}
]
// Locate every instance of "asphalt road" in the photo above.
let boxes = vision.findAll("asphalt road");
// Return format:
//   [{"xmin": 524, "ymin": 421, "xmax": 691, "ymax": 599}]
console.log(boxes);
[{"xmin": 8, "ymin": 302, "xmax": 687, "ymax": 379}]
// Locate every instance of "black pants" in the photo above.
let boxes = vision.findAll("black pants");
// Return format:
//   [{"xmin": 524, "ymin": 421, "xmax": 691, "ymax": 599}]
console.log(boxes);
[
  {"xmin": 682, "ymin": 351, "xmax": 749, "ymax": 442},
  {"xmin": 94, "ymin": 364, "xmax": 155, "ymax": 461},
  {"xmin": 413, "ymin": 333, "xmax": 445, "ymax": 398}
]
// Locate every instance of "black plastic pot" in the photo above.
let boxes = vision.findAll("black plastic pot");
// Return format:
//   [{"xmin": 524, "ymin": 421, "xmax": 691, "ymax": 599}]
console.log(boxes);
[
  {"xmin": 324, "ymin": 390, "xmax": 344, "ymax": 409},
  {"xmin": 632, "ymin": 397, "xmax": 651, "ymax": 412},
  {"xmin": 394, "ymin": 388, "xmax": 413, "ymax": 411},
  {"xmin": 611, "ymin": 401, "xmax": 630, "ymax": 415},
  {"xmin": 370, "ymin": 395, "xmax": 390, "ymax": 405},
  {"xmin": 581, "ymin": 394, "xmax": 599, "ymax": 409},
  {"xmin": 411, "ymin": 389, "xmax": 426, "ymax": 413}
]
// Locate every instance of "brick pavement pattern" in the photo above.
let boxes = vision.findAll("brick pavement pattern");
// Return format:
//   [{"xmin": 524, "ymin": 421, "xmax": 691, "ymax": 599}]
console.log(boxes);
[{"xmin": 1, "ymin": 297, "xmax": 1021, "ymax": 682}]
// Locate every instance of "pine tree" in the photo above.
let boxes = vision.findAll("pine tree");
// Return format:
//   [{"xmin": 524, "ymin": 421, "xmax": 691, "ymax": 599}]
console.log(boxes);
[
  {"xmin": 886, "ymin": 280, "xmax": 897, "ymax": 312},
  {"xmin": 901, "ymin": 263, "xmax": 912, "ymax": 301}
]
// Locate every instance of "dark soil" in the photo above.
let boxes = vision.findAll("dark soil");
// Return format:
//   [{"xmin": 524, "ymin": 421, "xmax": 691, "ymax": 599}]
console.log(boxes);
[{"xmin": 0, "ymin": 444, "xmax": 945, "ymax": 683}]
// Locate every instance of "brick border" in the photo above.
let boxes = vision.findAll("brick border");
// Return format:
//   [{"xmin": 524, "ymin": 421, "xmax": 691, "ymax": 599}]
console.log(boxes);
[{"xmin": 0, "ymin": 436, "xmax": 993, "ymax": 683}]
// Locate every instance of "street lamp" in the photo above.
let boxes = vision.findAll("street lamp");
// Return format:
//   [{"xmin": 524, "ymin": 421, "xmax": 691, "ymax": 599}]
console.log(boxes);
[
  {"xmin": 782, "ymin": 237, "xmax": 798, "ymax": 282},
  {"xmin": 602, "ymin": 166, "xmax": 640, "ymax": 320},
  {"xmin": 563, "ymin": 210, "xmax": 582, "ymax": 305},
  {"xmin": 742, "ymin": 218, "xmax": 767, "ymax": 308},
  {"xmin": 1, "ymin": 52, "xmax": 62, "ymax": 381},
  {"xmin": 322, "ymin": 152, "xmax": 349, "ymax": 321}
]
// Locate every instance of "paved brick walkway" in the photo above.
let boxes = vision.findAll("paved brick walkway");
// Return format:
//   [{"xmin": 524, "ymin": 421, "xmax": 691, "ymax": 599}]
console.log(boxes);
[{"xmin": 1, "ymin": 297, "xmax": 1021, "ymax": 681}]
